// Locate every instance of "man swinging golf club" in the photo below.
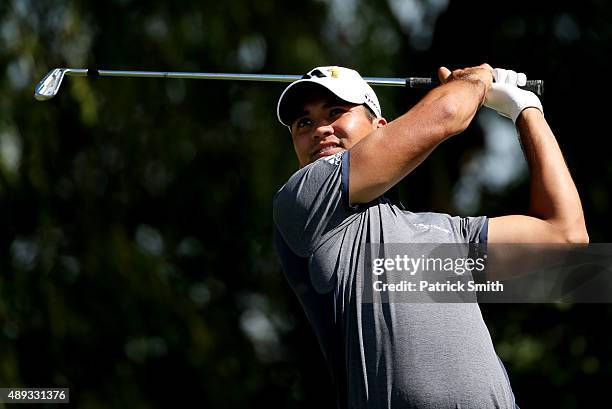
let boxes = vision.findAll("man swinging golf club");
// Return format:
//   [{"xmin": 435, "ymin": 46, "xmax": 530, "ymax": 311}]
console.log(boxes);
[{"xmin": 272, "ymin": 64, "xmax": 588, "ymax": 408}]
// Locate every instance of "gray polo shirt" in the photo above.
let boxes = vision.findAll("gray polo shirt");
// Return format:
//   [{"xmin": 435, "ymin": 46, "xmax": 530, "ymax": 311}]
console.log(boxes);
[{"xmin": 273, "ymin": 151, "xmax": 516, "ymax": 409}]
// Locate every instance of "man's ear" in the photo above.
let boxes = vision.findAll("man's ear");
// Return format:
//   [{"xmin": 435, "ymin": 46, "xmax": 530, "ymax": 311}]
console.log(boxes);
[{"xmin": 376, "ymin": 117, "xmax": 387, "ymax": 128}]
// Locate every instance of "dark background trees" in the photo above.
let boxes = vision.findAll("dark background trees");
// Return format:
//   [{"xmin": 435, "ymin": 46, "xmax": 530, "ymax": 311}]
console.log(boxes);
[{"xmin": 1, "ymin": 0, "xmax": 611, "ymax": 407}]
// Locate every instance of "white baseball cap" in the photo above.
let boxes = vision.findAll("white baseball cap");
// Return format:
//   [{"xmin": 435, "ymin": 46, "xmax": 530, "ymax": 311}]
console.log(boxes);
[{"xmin": 277, "ymin": 66, "xmax": 382, "ymax": 127}]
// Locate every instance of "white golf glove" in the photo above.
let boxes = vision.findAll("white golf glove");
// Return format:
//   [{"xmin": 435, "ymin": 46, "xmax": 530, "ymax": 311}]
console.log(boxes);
[{"xmin": 484, "ymin": 68, "xmax": 543, "ymax": 123}]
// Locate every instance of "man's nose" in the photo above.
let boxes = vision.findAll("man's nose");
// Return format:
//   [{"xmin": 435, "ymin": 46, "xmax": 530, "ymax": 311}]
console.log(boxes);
[{"xmin": 313, "ymin": 121, "xmax": 334, "ymax": 139}]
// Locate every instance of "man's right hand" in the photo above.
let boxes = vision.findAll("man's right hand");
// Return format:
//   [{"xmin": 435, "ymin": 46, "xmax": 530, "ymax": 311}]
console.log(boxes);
[{"xmin": 437, "ymin": 63, "xmax": 494, "ymax": 105}]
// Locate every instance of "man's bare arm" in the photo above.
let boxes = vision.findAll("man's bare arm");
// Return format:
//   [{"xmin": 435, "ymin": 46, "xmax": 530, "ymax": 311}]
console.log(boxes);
[
  {"xmin": 348, "ymin": 64, "xmax": 493, "ymax": 205},
  {"xmin": 489, "ymin": 108, "xmax": 588, "ymax": 243}
]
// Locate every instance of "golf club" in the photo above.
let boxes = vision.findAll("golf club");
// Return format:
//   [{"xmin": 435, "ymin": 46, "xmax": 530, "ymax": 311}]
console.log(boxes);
[{"xmin": 34, "ymin": 68, "xmax": 544, "ymax": 101}]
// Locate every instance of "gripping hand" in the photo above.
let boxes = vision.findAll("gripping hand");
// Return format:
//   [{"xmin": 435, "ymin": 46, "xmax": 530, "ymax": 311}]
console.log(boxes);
[{"xmin": 484, "ymin": 68, "xmax": 543, "ymax": 123}]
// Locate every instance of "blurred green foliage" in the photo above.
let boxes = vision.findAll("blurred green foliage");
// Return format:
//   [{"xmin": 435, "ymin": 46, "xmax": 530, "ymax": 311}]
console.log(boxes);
[{"xmin": 1, "ymin": 0, "xmax": 611, "ymax": 407}]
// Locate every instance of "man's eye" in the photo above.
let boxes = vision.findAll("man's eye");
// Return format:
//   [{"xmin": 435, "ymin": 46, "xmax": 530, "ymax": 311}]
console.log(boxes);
[
  {"xmin": 330, "ymin": 108, "xmax": 346, "ymax": 117},
  {"xmin": 296, "ymin": 118, "xmax": 312, "ymax": 129}
]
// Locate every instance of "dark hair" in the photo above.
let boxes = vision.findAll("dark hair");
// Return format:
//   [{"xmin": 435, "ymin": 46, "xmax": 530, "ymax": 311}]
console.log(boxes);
[{"xmin": 362, "ymin": 104, "xmax": 377, "ymax": 122}]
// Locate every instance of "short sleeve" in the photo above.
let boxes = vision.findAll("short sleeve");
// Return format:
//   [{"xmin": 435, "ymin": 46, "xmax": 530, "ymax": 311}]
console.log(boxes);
[
  {"xmin": 448, "ymin": 215, "xmax": 489, "ymax": 244},
  {"xmin": 273, "ymin": 152, "xmax": 349, "ymax": 257},
  {"xmin": 445, "ymin": 215, "xmax": 488, "ymax": 262}
]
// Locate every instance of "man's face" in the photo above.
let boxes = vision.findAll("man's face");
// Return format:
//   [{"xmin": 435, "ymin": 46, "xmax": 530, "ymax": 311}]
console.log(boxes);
[{"xmin": 289, "ymin": 91, "xmax": 386, "ymax": 168}]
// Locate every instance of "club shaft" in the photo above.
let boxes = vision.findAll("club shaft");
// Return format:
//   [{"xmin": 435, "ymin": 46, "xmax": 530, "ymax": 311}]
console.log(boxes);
[
  {"xmin": 34, "ymin": 68, "xmax": 545, "ymax": 101},
  {"xmin": 64, "ymin": 68, "xmax": 408, "ymax": 87},
  {"xmin": 72, "ymin": 69, "xmax": 545, "ymax": 93}
]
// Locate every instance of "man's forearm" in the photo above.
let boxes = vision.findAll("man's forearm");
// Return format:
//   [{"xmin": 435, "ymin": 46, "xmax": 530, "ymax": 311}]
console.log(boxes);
[
  {"xmin": 348, "ymin": 64, "xmax": 493, "ymax": 205},
  {"xmin": 391, "ymin": 76, "xmax": 487, "ymax": 140},
  {"xmin": 349, "ymin": 79, "xmax": 486, "ymax": 203},
  {"xmin": 430, "ymin": 77, "xmax": 488, "ymax": 135},
  {"xmin": 516, "ymin": 108, "xmax": 588, "ymax": 241}
]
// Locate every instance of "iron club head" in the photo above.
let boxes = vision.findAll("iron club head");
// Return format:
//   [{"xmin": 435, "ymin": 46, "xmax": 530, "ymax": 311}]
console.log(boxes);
[{"xmin": 34, "ymin": 68, "xmax": 67, "ymax": 101}]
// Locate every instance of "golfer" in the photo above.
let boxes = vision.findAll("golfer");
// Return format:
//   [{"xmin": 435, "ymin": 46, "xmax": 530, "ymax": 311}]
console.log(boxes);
[{"xmin": 272, "ymin": 64, "xmax": 587, "ymax": 408}]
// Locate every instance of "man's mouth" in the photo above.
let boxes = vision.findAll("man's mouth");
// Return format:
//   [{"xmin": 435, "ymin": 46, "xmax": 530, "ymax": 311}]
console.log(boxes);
[{"xmin": 312, "ymin": 144, "xmax": 343, "ymax": 159}]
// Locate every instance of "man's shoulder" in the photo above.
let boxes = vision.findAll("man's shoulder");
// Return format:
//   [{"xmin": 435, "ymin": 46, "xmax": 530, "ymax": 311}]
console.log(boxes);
[
  {"xmin": 274, "ymin": 152, "xmax": 344, "ymax": 203},
  {"xmin": 272, "ymin": 152, "xmax": 348, "ymax": 255},
  {"xmin": 273, "ymin": 152, "xmax": 347, "ymax": 230}
]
